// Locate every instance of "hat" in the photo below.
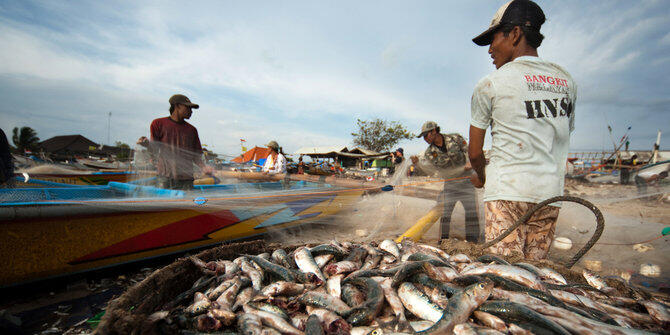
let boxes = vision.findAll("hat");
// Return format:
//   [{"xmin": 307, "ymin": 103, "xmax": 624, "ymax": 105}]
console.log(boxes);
[
  {"xmin": 169, "ymin": 94, "xmax": 199, "ymax": 109},
  {"xmin": 396, "ymin": 148, "xmax": 404, "ymax": 154},
  {"xmin": 266, "ymin": 140, "xmax": 279, "ymax": 150},
  {"xmin": 417, "ymin": 121, "xmax": 438, "ymax": 138},
  {"xmin": 472, "ymin": 0, "xmax": 545, "ymax": 46}
]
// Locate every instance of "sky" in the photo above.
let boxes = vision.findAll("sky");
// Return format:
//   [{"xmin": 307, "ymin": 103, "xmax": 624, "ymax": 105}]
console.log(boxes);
[{"xmin": 1, "ymin": 0, "xmax": 669, "ymax": 159}]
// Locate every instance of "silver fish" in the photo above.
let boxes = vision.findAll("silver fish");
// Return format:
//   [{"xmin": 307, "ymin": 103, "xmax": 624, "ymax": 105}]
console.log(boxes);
[
  {"xmin": 327, "ymin": 274, "xmax": 343, "ymax": 298},
  {"xmin": 378, "ymin": 278, "xmax": 407, "ymax": 324},
  {"xmin": 539, "ymin": 267, "xmax": 567, "ymax": 285},
  {"xmin": 238, "ymin": 312, "xmax": 263, "ymax": 335},
  {"xmin": 261, "ymin": 281, "xmax": 306, "ymax": 297},
  {"xmin": 379, "ymin": 239, "xmax": 401, "ymax": 258},
  {"xmin": 325, "ymin": 260, "xmax": 360, "ymax": 276},
  {"xmin": 186, "ymin": 292, "xmax": 211, "ymax": 316},
  {"xmin": 295, "ymin": 247, "xmax": 326, "ymax": 282},
  {"xmin": 397, "ymin": 282, "xmax": 443, "ymax": 323},
  {"xmin": 582, "ymin": 270, "xmax": 614, "ymax": 293},
  {"xmin": 243, "ymin": 305, "xmax": 304, "ymax": 335},
  {"xmin": 314, "ymin": 254, "xmax": 334, "ymax": 268},
  {"xmin": 306, "ymin": 306, "xmax": 352, "ymax": 335},
  {"xmin": 453, "ymin": 323, "xmax": 478, "ymax": 335},
  {"xmin": 298, "ymin": 291, "xmax": 352, "ymax": 316},
  {"xmin": 460, "ymin": 264, "xmax": 546, "ymax": 291},
  {"xmin": 239, "ymin": 258, "xmax": 264, "ymax": 291},
  {"xmin": 473, "ymin": 311, "xmax": 508, "ymax": 332},
  {"xmin": 418, "ymin": 281, "xmax": 493, "ymax": 334},
  {"xmin": 641, "ymin": 300, "xmax": 670, "ymax": 324},
  {"xmin": 232, "ymin": 287, "xmax": 256, "ymax": 312},
  {"xmin": 449, "ymin": 253, "xmax": 472, "ymax": 263}
]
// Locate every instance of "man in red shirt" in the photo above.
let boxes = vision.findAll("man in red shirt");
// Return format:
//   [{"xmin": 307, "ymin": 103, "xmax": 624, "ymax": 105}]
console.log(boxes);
[{"xmin": 138, "ymin": 94, "xmax": 211, "ymax": 189}]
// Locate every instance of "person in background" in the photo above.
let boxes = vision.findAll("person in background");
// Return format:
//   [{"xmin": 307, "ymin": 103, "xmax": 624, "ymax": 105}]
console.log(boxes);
[
  {"xmin": 297, "ymin": 156, "xmax": 306, "ymax": 174},
  {"xmin": 619, "ymin": 154, "xmax": 637, "ymax": 185},
  {"xmin": 469, "ymin": 0, "xmax": 576, "ymax": 260},
  {"xmin": 263, "ymin": 141, "xmax": 287, "ymax": 174},
  {"xmin": 411, "ymin": 121, "xmax": 480, "ymax": 243},
  {"xmin": 392, "ymin": 148, "xmax": 404, "ymax": 164},
  {"xmin": 138, "ymin": 94, "xmax": 212, "ymax": 190},
  {"xmin": 0, "ymin": 128, "xmax": 14, "ymax": 187}
]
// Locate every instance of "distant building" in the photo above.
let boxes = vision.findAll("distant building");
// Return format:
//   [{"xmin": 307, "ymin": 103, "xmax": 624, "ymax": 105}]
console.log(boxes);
[
  {"xmin": 293, "ymin": 146, "xmax": 387, "ymax": 168},
  {"xmin": 38, "ymin": 135, "xmax": 133, "ymax": 161}
]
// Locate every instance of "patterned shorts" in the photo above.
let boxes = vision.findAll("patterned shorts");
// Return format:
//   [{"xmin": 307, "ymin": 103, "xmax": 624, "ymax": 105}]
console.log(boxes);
[{"xmin": 484, "ymin": 200, "xmax": 560, "ymax": 260}]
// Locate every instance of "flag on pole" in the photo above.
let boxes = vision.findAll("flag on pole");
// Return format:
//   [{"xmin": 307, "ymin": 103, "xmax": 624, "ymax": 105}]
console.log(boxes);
[{"xmin": 240, "ymin": 139, "xmax": 247, "ymax": 152}]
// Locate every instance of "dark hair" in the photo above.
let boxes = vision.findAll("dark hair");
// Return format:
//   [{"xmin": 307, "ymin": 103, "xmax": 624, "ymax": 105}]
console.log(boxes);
[
  {"xmin": 500, "ymin": 24, "xmax": 544, "ymax": 48},
  {"xmin": 169, "ymin": 103, "xmax": 176, "ymax": 114}
]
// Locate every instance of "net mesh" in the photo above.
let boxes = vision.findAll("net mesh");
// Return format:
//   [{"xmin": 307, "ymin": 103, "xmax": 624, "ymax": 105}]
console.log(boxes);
[{"xmin": 1, "ymin": 142, "xmax": 669, "ymax": 287}]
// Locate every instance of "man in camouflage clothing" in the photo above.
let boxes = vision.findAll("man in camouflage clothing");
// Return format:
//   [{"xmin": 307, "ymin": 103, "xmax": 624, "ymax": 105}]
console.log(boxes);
[{"xmin": 411, "ymin": 121, "xmax": 480, "ymax": 242}]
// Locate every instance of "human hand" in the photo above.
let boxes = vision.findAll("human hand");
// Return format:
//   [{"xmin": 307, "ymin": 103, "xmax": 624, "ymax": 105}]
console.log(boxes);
[
  {"xmin": 470, "ymin": 173, "xmax": 484, "ymax": 188},
  {"xmin": 137, "ymin": 136, "xmax": 149, "ymax": 147},
  {"xmin": 464, "ymin": 161, "xmax": 472, "ymax": 171}
]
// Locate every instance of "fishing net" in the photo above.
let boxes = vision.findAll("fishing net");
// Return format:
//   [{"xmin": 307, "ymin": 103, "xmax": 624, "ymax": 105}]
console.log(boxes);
[{"xmin": 1, "ymin": 141, "xmax": 669, "ymax": 292}]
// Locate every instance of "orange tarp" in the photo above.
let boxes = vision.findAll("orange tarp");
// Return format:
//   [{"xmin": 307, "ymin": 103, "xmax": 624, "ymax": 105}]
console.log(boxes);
[{"xmin": 232, "ymin": 146, "xmax": 272, "ymax": 163}]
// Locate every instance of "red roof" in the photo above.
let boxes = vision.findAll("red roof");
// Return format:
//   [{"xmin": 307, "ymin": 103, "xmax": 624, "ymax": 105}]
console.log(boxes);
[{"xmin": 232, "ymin": 146, "xmax": 272, "ymax": 163}]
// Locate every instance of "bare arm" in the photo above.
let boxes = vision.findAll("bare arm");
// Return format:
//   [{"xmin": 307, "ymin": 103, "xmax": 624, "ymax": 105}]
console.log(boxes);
[{"xmin": 468, "ymin": 126, "xmax": 486, "ymax": 187}]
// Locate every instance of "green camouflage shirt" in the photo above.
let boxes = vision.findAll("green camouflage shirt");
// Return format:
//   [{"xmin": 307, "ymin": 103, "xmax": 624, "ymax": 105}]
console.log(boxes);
[{"xmin": 418, "ymin": 133, "xmax": 468, "ymax": 177}]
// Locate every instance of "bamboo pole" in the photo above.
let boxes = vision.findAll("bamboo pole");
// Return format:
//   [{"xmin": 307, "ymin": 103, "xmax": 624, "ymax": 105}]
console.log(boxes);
[{"xmin": 395, "ymin": 205, "xmax": 443, "ymax": 242}]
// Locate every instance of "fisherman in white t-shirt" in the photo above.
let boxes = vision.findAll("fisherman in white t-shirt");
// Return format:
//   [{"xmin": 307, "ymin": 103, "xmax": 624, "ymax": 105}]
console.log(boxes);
[
  {"xmin": 262, "ymin": 140, "xmax": 287, "ymax": 174},
  {"xmin": 468, "ymin": 0, "xmax": 577, "ymax": 260}
]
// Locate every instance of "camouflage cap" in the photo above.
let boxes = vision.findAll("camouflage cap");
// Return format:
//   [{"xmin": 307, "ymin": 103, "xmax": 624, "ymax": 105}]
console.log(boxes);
[
  {"xmin": 169, "ymin": 94, "xmax": 199, "ymax": 109},
  {"xmin": 418, "ymin": 121, "xmax": 438, "ymax": 138},
  {"xmin": 266, "ymin": 140, "xmax": 279, "ymax": 150}
]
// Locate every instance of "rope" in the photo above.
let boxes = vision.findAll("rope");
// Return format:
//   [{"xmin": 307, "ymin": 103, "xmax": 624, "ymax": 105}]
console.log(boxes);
[
  {"xmin": 577, "ymin": 234, "xmax": 664, "ymax": 246},
  {"xmin": 480, "ymin": 195, "xmax": 605, "ymax": 269}
]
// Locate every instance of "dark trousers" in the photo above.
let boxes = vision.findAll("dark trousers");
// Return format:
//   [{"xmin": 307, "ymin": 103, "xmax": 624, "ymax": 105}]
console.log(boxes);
[
  {"xmin": 438, "ymin": 178, "xmax": 481, "ymax": 243},
  {"xmin": 620, "ymin": 168, "xmax": 631, "ymax": 185}
]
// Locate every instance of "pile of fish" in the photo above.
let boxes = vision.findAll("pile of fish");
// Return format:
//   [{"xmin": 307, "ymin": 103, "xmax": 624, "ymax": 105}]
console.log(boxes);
[{"xmin": 152, "ymin": 239, "xmax": 670, "ymax": 334}]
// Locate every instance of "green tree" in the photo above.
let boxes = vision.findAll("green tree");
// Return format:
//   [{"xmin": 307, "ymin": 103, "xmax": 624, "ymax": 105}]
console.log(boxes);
[
  {"xmin": 115, "ymin": 141, "xmax": 131, "ymax": 161},
  {"xmin": 12, "ymin": 127, "xmax": 40, "ymax": 153},
  {"xmin": 351, "ymin": 118, "xmax": 414, "ymax": 153}
]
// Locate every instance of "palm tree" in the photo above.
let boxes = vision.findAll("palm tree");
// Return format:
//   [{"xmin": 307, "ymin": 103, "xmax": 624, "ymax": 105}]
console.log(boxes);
[{"xmin": 12, "ymin": 127, "xmax": 40, "ymax": 153}]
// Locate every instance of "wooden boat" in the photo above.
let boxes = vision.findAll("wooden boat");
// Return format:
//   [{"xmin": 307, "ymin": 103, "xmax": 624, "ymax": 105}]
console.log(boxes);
[
  {"xmin": 0, "ymin": 180, "xmax": 362, "ymax": 287},
  {"xmin": 15, "ymin": 170, "xmax": 138, "ymax": 186},
  {"xmin": 634, "ymin": 159, "xmax": 670, "ymax": 178}
]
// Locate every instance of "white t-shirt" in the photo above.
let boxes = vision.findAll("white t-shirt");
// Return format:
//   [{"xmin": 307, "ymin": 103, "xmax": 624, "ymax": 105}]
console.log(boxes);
[
  {"xmin": 262, "ymin": 153, "xmax": 287, "ymax": 174},
  {"xmin": 471, "ymin": 56, "xmax": 576, "ymax": 204}
]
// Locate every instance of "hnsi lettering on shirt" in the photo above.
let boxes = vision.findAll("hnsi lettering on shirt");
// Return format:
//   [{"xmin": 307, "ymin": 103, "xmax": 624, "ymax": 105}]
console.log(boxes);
[{"xmin": 523, "ymin": 74, "xmax": 574, "ymax": 120}]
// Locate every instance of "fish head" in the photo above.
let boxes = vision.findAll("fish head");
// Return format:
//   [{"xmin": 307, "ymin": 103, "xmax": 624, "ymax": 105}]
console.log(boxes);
[
  {"xmin": 466, "ymin": 279, "xmax": 494, "ymax": 304},
  {"xmin": 366, "ymin": 328, "xmax": 384, "ymax": 335},
  {"xmin": 302, "ymin": 272, "xmax": 323, "ymax": 285}
]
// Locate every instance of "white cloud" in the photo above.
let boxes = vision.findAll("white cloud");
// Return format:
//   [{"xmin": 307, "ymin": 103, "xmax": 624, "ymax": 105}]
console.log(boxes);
[{"xmin": 1, "ymin": 0, "xmax": 669, "ymax": 155}]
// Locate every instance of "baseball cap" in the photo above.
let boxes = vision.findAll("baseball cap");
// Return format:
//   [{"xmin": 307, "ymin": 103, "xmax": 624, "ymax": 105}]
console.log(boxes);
[
  {"xmin": 169, "ymin": 94, "xmax": 200, "ymax": 109},
  {"xmin": 396, "ymin": 148, "xmax": 404, "ymax": 154},
  {"xmin": 417, "ymin": 121, "xmax": 438, "ymax": 138},
  {"xmin": 267, "ymin": 140, "xmax": 279, "ymax": 150},
  {"xmin": 472, "ymin": 0, "xmax": 546, "ymax": 46}
]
